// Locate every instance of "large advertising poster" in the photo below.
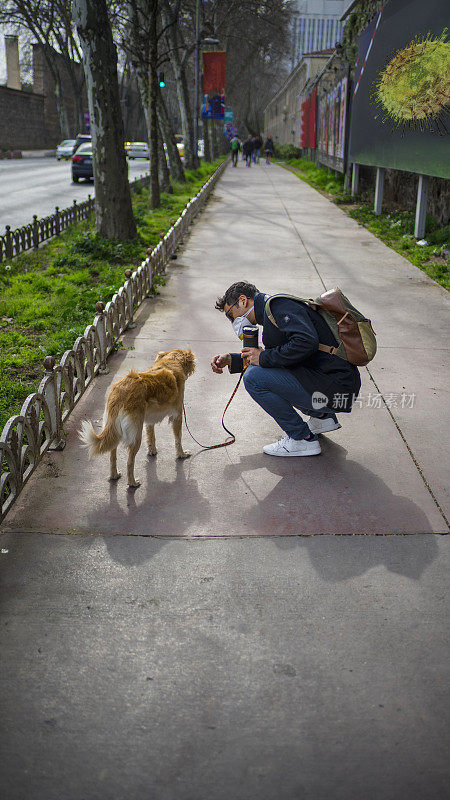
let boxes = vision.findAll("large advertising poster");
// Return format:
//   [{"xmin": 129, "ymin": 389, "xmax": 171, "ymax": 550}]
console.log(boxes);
[
  {"xmin": 349, "ymin": 0, "xmax": 450, "ymax": 179},
  {"xmin": 317, "ymin": 76, "xmax": 348, "ymax": 172}
]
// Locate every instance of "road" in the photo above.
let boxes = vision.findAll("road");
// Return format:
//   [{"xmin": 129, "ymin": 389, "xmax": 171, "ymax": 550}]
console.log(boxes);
[{"xmin": 0, "ymin": 157, "xmax": 150, "ymax": 233}]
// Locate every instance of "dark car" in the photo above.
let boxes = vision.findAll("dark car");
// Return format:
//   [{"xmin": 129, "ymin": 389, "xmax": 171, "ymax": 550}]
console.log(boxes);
[
  {"xmin": 72, "ymin": 133, "xmax": 92, "ymax": 155},
  {"xmin": 72, "ymin": 142, "xmax": 93, "ymax": 183}
]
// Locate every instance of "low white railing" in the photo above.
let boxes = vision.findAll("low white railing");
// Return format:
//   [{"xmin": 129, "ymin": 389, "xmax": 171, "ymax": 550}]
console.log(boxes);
[{"xmin": 0, "ymin": 158, "xmax": 228, "ymax": 521}]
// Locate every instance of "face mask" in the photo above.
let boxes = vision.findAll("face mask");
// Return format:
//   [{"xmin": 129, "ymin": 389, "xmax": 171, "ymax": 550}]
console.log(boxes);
[{"xmin": 232, "ymin": 307, "xmax": 253, "ymax": 340}]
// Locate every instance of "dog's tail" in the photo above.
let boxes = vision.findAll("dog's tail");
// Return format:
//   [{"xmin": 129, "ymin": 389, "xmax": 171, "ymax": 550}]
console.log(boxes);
[{"xmin": 79, "ymin": 413, "xmax": 120, "ymax": 458}]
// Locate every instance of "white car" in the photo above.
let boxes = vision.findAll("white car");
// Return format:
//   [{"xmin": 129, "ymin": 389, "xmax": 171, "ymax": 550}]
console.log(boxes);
[
  {"xmin": 126, "ymin": 142, "xmax": 150, "ymax": 159},
  {"xmin": 56, "ymin": 139, "xmax": 76, "ymax": 160}
]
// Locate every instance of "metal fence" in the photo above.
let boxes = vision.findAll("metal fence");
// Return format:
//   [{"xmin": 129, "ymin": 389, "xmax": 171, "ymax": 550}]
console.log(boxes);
[
  {"xmin": 0, "ymin": 174, "xmax": 151, "ymax": 263},
  {"xmin": 0, "ymin": 158, "xmax": 228, "ymax": 521}
]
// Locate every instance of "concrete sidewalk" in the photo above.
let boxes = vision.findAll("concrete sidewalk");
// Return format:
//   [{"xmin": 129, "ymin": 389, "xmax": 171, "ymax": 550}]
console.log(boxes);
[{"xmin": 0, "ymin": 162, "xmax": 449, "ymax": 799}]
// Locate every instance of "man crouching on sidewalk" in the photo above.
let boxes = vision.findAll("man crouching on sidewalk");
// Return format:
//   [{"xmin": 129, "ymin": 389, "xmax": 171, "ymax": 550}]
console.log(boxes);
[{"xmin": 211, "ymin": 281, "xmax": 361, "ymax": 456}]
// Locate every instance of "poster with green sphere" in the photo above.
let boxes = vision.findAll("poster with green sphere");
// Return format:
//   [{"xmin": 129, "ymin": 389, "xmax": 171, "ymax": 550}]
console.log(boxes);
[{"xmin": 349, "ymin": 0, "xmax": 450, "ymax": 179}]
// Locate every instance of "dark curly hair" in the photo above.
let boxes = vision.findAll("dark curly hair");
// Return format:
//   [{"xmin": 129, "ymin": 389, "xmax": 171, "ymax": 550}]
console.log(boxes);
[{"xmin": 215, "ymin": 281, "xmax": 259, "ymax": 311}]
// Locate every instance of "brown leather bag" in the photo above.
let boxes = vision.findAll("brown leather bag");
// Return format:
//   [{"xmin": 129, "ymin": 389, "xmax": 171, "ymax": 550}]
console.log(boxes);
[{"xmin": 265, "ymin": 288, "xmax": 377, "ymax": 367}]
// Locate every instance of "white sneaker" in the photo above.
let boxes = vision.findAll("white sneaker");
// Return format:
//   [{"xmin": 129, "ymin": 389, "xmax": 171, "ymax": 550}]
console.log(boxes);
[
  {"xmin": 263, "ymin": 435, "xmax": 321, "ymax": 457},
  {"xmin": 307, "ymin": 416, "xmax": 342, "ymax": 435}
]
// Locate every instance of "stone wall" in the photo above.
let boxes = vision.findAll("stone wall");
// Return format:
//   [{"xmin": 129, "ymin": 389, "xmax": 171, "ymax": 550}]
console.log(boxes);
[
  {"xmin": 32, "ymin": 44, "xmax": 88, "ymax": 144},
  {"xmin": 0, "ymin": 86, "xmax": 47, "ymax": 150},
  {"xmin": 0, "ymin": 45, "xmax": 146, "ymax": 150},
  {"xmin": 359, "ymin": 167, "xmax": 450, "ymax": 227}
]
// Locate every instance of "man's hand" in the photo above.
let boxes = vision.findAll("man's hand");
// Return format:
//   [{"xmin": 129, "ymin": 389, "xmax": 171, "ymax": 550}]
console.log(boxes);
[
  {"xmin": 241, "ymin": 347, "xmax": 262, "ymax": 366},
  {"xmin": 211, "ymin": 353, "xmax": 231, "ymax": 374}
]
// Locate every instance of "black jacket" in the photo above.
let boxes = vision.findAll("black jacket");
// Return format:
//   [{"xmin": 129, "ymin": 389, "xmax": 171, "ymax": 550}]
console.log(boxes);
[{"xmin": 229, "ymin": 293, "xmax": 361, "ymax": 412}]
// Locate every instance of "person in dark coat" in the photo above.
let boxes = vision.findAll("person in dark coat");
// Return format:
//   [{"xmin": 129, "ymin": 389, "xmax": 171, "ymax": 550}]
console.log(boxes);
[
  {"xmin": 211, "ymin": 281, "xmax": 361, "ymax": 457},
  {"xmin": 252, "ymin": 134, "xmax": 262, "ymax": 163},
  {"xmin": 242, "ymin": 136, "xmax": 254, "ymax": 167},
  {"xmin": 264, "ymin": 135, "xmax": 274, "ymax": 164}
]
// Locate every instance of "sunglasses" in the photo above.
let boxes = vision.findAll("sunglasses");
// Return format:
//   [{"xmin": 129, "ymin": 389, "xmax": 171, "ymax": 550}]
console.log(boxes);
[{"xmin": 225, "ymin": 299, "xmax": 239, "ymax": 322}]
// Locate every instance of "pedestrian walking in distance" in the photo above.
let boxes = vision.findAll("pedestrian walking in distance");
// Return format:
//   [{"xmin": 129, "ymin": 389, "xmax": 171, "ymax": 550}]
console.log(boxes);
[
  {"xmin": 252, "ymin": 134, "xmax": 262, "ymax": 164},
  {"xmin": 242, "ymin": 136, "xmax": 254, "ymax": 167},
  {"xmin": 230, "ymin": 135, "xmax": 241, "ymax": 167},
  {"xmin": 211, "ymin": 281, "xmax": 361, "ymax": 457},
  {"xmin": 264, "ymin": 135, "xmax": 274, "ymax": 164}
]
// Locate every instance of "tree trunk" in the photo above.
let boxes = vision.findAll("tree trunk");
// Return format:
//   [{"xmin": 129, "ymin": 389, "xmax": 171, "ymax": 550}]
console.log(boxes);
[
  {"xmin": 157, "ymin": 87, "xmax": 185, "ymax": 182},
  {"xmin": 203, "ymin": 119, "xmax": 211, "ymax": 162},
  {"xmin": 73, "ymin": 0, "xmax": 137, "ymax": 239},
  {"xmin": 160, "ymin": 0, "xmax": 196, "ymax": 170},
  {"xmin": 209, "ymin": 120, "xmax": 217, "ymax": 160},
  {"xmin": 148, "ymin": 0, "xmax": 160, "ymax": 208},
  {"xmin": 41, "ymin": 45, "xmax": 71, "ymax": 140},
  {"xmin": 158, "ymin": 122, "xmax": 172, "ymax": 194}
]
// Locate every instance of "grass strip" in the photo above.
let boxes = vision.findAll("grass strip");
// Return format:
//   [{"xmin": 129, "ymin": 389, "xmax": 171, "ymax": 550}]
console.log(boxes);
[
  {"xmin": 277, "ymin": 158, "xmax": 450, "ymax": 292},
  {"xmin": 0, "ymin": 159, "xmax": 224, "ymax": 431}
]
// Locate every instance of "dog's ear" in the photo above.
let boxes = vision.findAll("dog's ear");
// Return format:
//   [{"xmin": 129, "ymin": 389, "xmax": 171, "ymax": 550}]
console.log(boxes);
[{"xmin": 183, "ymin": 348, "xmax": 196, "ymax": 375}]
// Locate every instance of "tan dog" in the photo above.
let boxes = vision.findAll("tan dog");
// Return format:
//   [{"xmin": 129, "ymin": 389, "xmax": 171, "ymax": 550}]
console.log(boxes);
[{"xmin": 79, "ymin": 348, "xmax": 195, "ymax": 487}]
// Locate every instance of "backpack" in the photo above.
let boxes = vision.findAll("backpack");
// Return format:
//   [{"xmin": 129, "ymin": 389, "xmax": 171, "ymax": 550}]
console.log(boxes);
[
  {"xmin": 231, "ymin": 139, "xmax": 240, "ymax": 151},
  {"xmin": 265, "ymin": 288, "xmax": 377, "ymax": 366}
]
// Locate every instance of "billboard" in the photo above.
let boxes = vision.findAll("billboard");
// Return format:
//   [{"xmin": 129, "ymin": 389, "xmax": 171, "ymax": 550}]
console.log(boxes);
[
  {"xmin": 317, "ymin": 76, "xmax": 349, "ymax": 172},
  {"xmin": 349, "ymin": 0, "xmax": 450, "ymax": 179}
]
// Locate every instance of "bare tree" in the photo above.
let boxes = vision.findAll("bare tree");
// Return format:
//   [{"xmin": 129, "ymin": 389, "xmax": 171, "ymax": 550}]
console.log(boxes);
[
  {"xmin": 159, "ymin": 0, "xmax": 197, "ymax": 169},
  {"xmin": 73, "ymin": 0, "xmax": 137, "ymax": 238}
]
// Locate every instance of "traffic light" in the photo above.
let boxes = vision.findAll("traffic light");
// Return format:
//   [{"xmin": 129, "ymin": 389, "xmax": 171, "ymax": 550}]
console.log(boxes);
[{"xmin": 159, "ymin": 72, "xmax": 165, "ymax": 88}]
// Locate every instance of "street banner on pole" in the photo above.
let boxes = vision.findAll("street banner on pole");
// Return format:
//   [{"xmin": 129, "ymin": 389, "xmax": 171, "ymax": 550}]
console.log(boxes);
[
  {"xmin": 202, "ymin": 51, "xmax": 226, "ymax": 94},
  {"xmin": 201, "ymin": 93, "xmax": 225, "ymax": 120}
]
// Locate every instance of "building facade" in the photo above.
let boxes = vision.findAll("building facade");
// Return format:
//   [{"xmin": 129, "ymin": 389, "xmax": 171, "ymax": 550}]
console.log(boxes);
[
  {"xmin": 290, "ymin": 1, "xmax": 348, "ymax": 69},
  {"xmin": 264, "ymin": 50, "xmax": 333, "ymax": 146}
]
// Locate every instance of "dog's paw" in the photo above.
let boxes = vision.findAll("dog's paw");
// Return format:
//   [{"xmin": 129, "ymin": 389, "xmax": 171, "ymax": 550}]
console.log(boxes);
[
  {"xmin": 127, "ymin": 480, "xmax": 141, "ymax": 490},
  {"xmin": 109, "ymin": 473, "xmax": 122, "ymax": 481},
  {"xmin": 177, "ymin": 451, "xmax": 191, "ymax": 460},
  {"xmin": 147, "ymin": 449, "xmax": 158, "ymax": 458}
]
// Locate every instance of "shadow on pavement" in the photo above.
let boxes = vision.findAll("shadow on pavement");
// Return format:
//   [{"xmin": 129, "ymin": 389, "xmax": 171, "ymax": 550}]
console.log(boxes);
[
  {"xmin": 221, "ymin": 439, "xmax": 440, "ymax": 579},
  {"xmin": 87, "ymin": 459, "xmax": 212, "ymax": 563}
]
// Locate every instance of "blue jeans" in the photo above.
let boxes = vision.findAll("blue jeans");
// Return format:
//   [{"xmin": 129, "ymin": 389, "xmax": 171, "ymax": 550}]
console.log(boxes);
[{"xmin": 243, "ymin": 365, "xmax": 337, "ymax": 440}]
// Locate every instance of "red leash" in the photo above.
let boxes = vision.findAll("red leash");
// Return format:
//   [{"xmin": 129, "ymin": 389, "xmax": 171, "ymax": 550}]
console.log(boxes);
[{"xmin": 183, "ymin": 367, "xmax": 247, "ymax": 451}]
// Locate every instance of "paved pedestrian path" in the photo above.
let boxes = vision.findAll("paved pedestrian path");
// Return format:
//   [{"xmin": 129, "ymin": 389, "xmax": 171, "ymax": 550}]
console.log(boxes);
[
  {"xmin": 1, "ymin": 162, "xmax": 448, "ymax": 799},
  {"xmin": 3, "ymin": 161, "xmax": 449, "ymax": 536}
]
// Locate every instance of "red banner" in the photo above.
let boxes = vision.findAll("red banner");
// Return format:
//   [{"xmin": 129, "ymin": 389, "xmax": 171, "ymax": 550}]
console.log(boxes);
[
  {"xmin": 202, "ymin": 51, "xmax": 226, "ymax": 94},
  {"xmin": 300, "ymin": 86, "xmax": 317, "ymax": 149}
]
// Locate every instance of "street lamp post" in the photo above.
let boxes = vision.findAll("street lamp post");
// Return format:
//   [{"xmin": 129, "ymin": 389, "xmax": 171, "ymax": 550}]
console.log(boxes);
[
  {"xmin": 193, "ymin": 0, "xmax": 200, "ymax": 168},
  {"xmin": 193, "ymin": 0, "xmax": 219, "ymax": 166}
]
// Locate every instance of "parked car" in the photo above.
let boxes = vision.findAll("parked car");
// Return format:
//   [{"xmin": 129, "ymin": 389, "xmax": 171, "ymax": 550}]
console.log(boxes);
[
  {"xmin": 56, "ymin": 139, "xmax": 76, "ymax": 160},
  {"xmin": 175, "ymin": 134, "xmax": 184, "ymax": 158},
  {"xmin": 126, "ymin": 142, "xmax": 150, "ymax": 159},
  {"xmin": 72, "ymin": 142, "xmax": 93, "ymax": 182},
  {"xmin": 72, "ymin": 133, "xmax": 92, "ymax": 155}
]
